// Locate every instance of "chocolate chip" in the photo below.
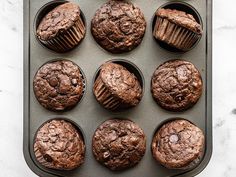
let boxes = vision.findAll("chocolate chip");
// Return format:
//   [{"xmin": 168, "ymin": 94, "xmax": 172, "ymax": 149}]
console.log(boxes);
[
  {"xmin": 103, "ymin": 151, "xmax": 110, "ymax": 159},
  {"xmin": 51, "ymin": 11, "xmax": 60, "ymax": 18},
  {"xmin": 43, "ymin": 154, "xmax": 53, "ymax": 162},
  {"xmin": 175, "ymin": 95, "xmax": 184, "ymax": 102},
  {"xmin": 71, "ymin": 78, "xmax": 77, "ymax": 86},
  {"xmin": 169, "ymin": 134, "xmax": 179, "ymax": 143},
  {"xmin": 49, "ymin": 77, "xmax": 58, "ymax": 87}
]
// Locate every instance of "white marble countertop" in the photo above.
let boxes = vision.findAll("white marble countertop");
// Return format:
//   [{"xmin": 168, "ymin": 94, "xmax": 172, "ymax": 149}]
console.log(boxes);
[{"xmin": 0, "ymin": 0, "xmax": 235, "ymax": 176}]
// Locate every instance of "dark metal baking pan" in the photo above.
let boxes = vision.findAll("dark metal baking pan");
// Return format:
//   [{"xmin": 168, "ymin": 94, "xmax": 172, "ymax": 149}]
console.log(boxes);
[{"xmin": 23, "ymin": 0, "xmax": 212, "ymax": 176}]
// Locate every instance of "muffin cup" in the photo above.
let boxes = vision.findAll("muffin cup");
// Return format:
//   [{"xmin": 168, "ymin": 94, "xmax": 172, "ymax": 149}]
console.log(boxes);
[
  {"xmin": 152, "ymin": 2, "xmax": 203, "ymax": 52},
  {"xmin": 33, "ymin": 59, "xmax": 87, "ymax": 112},
  {"xmin": 92, "ymin": 118, "xmax": 146, "ymax": 170},
  {"xmin": 34, "ymin": 145, "xmax": 51, "ymax": 169},
  {"xmin": 153, "ymin": 17, "xmax": 201, "ymax": 51},
  {"xmin": 35, "ymin": 1, "xmax": 86, "ymax": 53},
  {"xmin": 33, "ymin": 118, "xmax": 86, "ymax": 170},
  {"xmin": 93, "ymin": 59, "xmax": 144, "ymax": 111},
  {"xmin": 93, "ymin": 75, "xmax": 121, "ymax": 110},
  {"xmin": 40, "ymin": 18, "xmax": 85, "ymax": 53},
  {"xmin": 152, "ymin": 118, "xmax": 205, "ymax": 170}
]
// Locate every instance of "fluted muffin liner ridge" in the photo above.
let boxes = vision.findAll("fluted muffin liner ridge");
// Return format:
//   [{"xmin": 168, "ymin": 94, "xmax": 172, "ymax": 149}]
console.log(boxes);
[
  {"xmin": 34, "ymin": 145, "xmax": 52, "ymax": 169},
  {"xmin": 156, "ymin": 145, "xmax": 205, "ymax": 170},
  {"xmin": 93, "ymin": 75, "xmax": 121, "ymax": 111},
  {"xmin": 39, "ymin": 18, "xmax": 85, "ymax": 53},
  {"xmin": 34, "ymin": 137, "xmax": 85, "ymax": 170},
  {"xmin": 180, "ymin": 151, "xmax": 205, "ymax": 170},
  {"xmin": 153, "ymin": 17, "xmax": 201, "ymax": 51}
]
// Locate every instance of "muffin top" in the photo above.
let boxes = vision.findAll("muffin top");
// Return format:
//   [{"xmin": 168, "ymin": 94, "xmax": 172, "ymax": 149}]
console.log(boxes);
[
  {"xmin": 34, "ymin": 119, "xmax": 85, "ymax": 170},
  {"xmin": 156, "ymin": 8, "xmax": 202, "ymax": 34},
  {"xmin": 99, "ymin": 62, "xmax": 142, "ymax": 106},
  {"xmin": 152, "ymin": 119, "xmax": 204, "ymax": 169},
  {"xmin": 151, "ymin": 59, "xmax": 202, "ymax": 111},
  {"xmin": 91, "ymin": 0, "xmax": 146, "ymax": 53},
  {"xmin": 92, "ymin": 119, "xmax": 146, "ymax": 170},
  {"xmin": 33, "ymin": 60, "xmax": 84, "ymax": 111},
  {"xmin": 37, "ymin": 2, "xmax": 81, "ymax": 41}
]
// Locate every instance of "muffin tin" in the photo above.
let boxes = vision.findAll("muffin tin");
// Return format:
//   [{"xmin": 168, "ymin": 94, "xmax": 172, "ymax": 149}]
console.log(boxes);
[{"xmin": 23, "ymin": 0, "xmax": 212, "ymax": 176}]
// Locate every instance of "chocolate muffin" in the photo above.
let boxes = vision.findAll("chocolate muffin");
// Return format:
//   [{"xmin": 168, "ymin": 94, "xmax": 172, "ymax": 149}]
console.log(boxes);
[
  {"xmin": 36, "ymin": 2, "xmax": 86, "ymax": 52},
  {"xmin": 152, "ymin": 119, "xmax": 204, "ymax": 169},
  {"xmin": 34, "ymin": 119, "xmax": 85, "ymax": 170},
  {"xmin": 92, "ymin": 119, "xmax": 146, "ymax": 170},
  {"xmin": 153, "ymin": 8, "xmax": 202, "ymax": 51},
  {"xmin": 93, "ymin": 62, "xmax": 142, "ymax": 111},
  {"xmin": 91, "ymin": 0, "xmax": 146, "ymax": 53},
  {"xmin": 33, "ymin": 60, "xmax": 85, "ymax": 111},
  {"xmin": 151, "ymin": 59, "xmax": 202, "ymax": 111}
]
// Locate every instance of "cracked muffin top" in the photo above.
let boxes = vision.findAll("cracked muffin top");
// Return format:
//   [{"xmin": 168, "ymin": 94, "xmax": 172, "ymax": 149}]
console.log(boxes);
[
  {"xmin": 152, "ymin": 119, "xmax": 204, "ymax": 169},
  {"xmin": 91, "ymin": 0, "xmax": 146, "ymax": 53},
  {"xmin": 34, "ymin": 119, "xmax": 85, "ymax": 170},
  {"xmin": 37, "ymin": 2, "xmax": 82, "ymax": 41},
  {"xmin": 151, "ymin": 59, "xmax": 203, "ymax": 111},
  {"xmin": 92, "ymin": 119, "xmax": 146, "ymax": 170},
  {"xmin": 99, "ymin": 62, "xmax": 142, "ymax": 106},
  {"xmin": 33, "ymin": 60, "xmax": 84, "ymax": 111}
]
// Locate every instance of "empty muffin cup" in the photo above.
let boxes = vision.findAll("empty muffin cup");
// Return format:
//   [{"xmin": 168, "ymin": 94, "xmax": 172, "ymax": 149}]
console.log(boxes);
[
  {"xmin": 35, "ymin": 1, "xmax": 86, "ymax": 53},
  {"xmin": 152, "ymin": 2, "xmax": 203, "ymax": 52}
]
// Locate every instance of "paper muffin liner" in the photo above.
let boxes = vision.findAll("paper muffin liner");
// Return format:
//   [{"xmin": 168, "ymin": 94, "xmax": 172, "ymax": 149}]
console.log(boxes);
[
  {"xmin": 40, "ymin": 17, "xmax": 85, "ymax": 53},
  {"xmin": 93, "ymin": 75, "xmax": 121, "ymax": 110},
  {"xmin": 34, "ymin": 143, "xmax": 55, "ymax": 169},
  {"xmin": 177, "ymin": 148, "xmax": 204, "ymax": 170},
  {"xmin": 153, "ymin": 17, "xmax": 201, "ymax": 51}
]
